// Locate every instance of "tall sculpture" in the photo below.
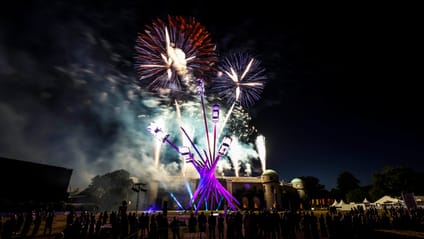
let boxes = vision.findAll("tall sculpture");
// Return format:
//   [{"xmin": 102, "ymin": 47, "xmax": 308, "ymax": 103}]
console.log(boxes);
[{"xmin": 136, "ymin": 15, "xmax": 267, "ymax": 212}]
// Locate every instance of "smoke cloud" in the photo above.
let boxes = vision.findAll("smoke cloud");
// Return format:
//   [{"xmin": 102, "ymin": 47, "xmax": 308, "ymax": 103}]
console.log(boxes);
[{"xmin": 0, "ymin": 1, "xmax": 266, "ymax": 193}]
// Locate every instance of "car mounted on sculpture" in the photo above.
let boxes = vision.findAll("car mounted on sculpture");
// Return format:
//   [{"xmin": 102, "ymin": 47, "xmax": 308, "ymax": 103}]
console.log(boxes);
[
  {"xmin": 147, "ymin": 122, "xmax": 169, "ymax": 142},
  {"xmin": 218, "ymin": 136, "xmax": 232, "ymax": 156},
  {"xmin": 196, "ymin": 79, "xmax": 205, "ymax": 95},
  {"xmin": 179, "ymin": 146, "xmax": 193, "ymax": 163},
  {"xmin": 212, "ymin": 104, "xmax": 219, "ymax": 123}
]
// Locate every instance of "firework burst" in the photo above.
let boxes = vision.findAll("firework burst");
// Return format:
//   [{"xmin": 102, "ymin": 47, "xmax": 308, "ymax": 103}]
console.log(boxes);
[
  {"xmin": 134, "ymin": 15, "xmax": 218, "ymax": 93},
  {"xmin": 227, "ymin": 104, "xmax": 258, "ymax": 141},
  {"xmin": 138, "ymin": 16, "xmax": 269, "ymax": 212},
  {"xmin": 212, "ymin": 52, "xmax": 267, "ymax": 108}
]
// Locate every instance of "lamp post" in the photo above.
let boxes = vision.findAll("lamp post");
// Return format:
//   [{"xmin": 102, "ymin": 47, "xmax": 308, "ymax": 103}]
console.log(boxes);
[{"xmin": 132, "ymin": 183, "xmax": 147, "ymax": 214}]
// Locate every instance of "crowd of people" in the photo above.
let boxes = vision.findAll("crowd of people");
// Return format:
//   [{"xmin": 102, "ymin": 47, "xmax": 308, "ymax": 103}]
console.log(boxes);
[
  {"xmin": 0, "ymin": 204, "xmax": 423, "ymax": 239},
  {"xmin": 0, "ymin": 208, "xmax": 55, "ymax": 238}
]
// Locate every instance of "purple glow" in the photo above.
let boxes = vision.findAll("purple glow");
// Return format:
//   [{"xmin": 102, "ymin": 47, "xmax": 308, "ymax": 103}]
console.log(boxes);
[
  {"xmin": 149, "ymin": 104, "xmax": 240, "ymax": 212},
  {"xmin": 180, "ymin": 125, "xmax": 240, "ymax": 212},
  {"xmin": 178, "ymin": 97, "xmax": 240, "ymax": 211}
]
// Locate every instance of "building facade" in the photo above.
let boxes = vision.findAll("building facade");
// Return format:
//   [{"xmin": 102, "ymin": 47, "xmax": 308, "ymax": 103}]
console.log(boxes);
[{"xmin": 145, "ymin": 169, "xmax": 305, "ymax": 212}]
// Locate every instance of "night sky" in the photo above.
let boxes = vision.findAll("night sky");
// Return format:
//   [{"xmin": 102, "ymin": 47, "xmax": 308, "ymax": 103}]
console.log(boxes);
[{"xmin": 1, "ymin": 1, "xmax": 423, "ymax": 190}]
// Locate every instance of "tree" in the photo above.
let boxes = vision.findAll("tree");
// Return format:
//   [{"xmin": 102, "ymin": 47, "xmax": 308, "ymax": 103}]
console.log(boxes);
[
  {"xmin": 299, "ymin": 176, "xmax": 328, "ymax": 209},
  {"xmin": 345, "ymin": 187, "xmax": 369, "ymax": 203},
  {"xmin": 281, "ymin": 185, "xmax": 301, "ymax": 211},
  {"xmin": 369, "ymin": 166, "xmax": 422, "ymax": 201},
  {"xmin": 81, "ymin": 169, "xmax": 133, "ymax": 211},
  {"xmin": 335, "ymin": 171, "xmax": 360, "ymax": 200}
]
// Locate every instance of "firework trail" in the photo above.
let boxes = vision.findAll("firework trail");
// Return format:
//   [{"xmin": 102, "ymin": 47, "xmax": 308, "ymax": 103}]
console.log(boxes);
[
  {"xmin": 174, "ymin": 99, "xmax": 188, "ymax": 175},
  {"xmin": 150, "ymin": 120, "xmax": 168, "ymax": 169},
  {"xmin": 217, "ymin": 101, "xmax": 236, "ymax": 139},
  {"xmin": 255, "ymin": 135, "xmax": 266, "ymax": 172},
  {"xmin": 134, "ymin": 15, "xmax": 217, "ymax": 94},
  {"xmin": 154, "ymin": 142, "xmax": 162, "ymax": 168}
]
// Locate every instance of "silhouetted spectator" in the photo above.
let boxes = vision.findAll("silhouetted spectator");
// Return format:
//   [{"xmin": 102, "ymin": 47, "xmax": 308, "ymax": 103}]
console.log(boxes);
[
  {"xmin": 44, "ymin": 210, "xmax": 55, "ymax": 236},
  {"xmin": 170, "ymin": 216, "xmax": 181, "ymax": 239},
  {"xmin": 66, "ymin": 209, "xmax": 75, "ymax": 226},
  {"xmin": 188, "ymin": 213, "xmax": 197, "ymax": 233},
  {"xmin": 319, "ymin": 213, "xmax": 328, "ymax": 238},
  {"xmin": 20, "ymin": 210, "xmax": 33, "ymax": 237},
  {"xmin": 102, "ymin": 210, "xmax": 109, "ymax": 224},
  {"xmin": 310, "ymin": 212, "xmax": 320, "ymax": 239},
  {"xmin": 16, "ymin": 212, "xmax": 24, "ymax": 233},
  {"xmin": 208, "ymin": 212, "xmax": 216, "ymax": 239},
  {"xmin": 149, "ymin": 214, "xmax": 158, "ymax": 239},
  {"xmin": 198, "ymin": 211, "xmax": 207, "ymax": 238},
  {"xmin": 218, "ymin": 213, "xmax": 225, "ymax": 239},
  {"xmin": 31, "ymin": 210, "xmax": 42, "ymax": 236},
  {"xmin": 156, "ymin": 213, "xmax": 168, "ymax": 239},
  {"xmin": 1, "ymin": 217, "xmax": 14, "ymax": 239},
  {"xmin": 140, "ymin": 212, "xmax": 150, "ymax": 237},
  {"xmin": 129, "ymin": 212, "xmax": 138, "ymax": 235},
  {"xmin": 234, "ymin": 211, "xmax": 244, "ymax": 239},
  {"xmin": 54, "ymin": 231, "xmax": 65, "ymax": 239},
  {"xmin": 118, "ymin": 200, "xmax": 129, "ymax": 238},
  {"xmin": 95, "ymin": 216, "xmax": 102, "ymax": 236}
]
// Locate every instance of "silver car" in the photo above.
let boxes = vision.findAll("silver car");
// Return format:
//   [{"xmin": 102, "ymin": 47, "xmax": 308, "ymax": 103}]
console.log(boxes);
[
  {"xmin": 218, "ymin": 136, "xmax": 232, "ymax": 156},
  {"xmin": 212, "ymin": 104, "xmax": 220, "ymax": 123},
  {"xmin": 147, "ymin": 122, "xmax": 169, "ymax": 142},
  {"xmin": 179, "ymin": 146, "xmax": 193, "ymax": 163}
]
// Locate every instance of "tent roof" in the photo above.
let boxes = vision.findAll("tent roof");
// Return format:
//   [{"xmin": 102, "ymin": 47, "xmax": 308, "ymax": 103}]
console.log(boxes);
[
  {"xmin": 331, "ymin": 200, "xmax": 339, "ymax": 207},
  {"xmin": 337, "ymin": 200, "xmax": 347, "ymax": 206},
  {"xmin": 374, "ymin": 195, "xmax": 403, "ymax": 204}
]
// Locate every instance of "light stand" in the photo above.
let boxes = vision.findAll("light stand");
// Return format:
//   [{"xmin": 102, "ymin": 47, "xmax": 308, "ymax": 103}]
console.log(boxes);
[{"xmin": 131, "ymin": 183, "xmax": 147, "ymax": 214}]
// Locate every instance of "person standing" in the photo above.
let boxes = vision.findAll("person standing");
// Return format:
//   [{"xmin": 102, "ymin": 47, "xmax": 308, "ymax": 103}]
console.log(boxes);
[
  {"xmin": 188, "ymin": 213, "xmax": 197, "ymax": 234},
  {"xmin": 31, "ymin": 210, "xmax": 42, "ymax": 237},
  {"xmin": 20, "ymin": 210, "xmax": 33, "ymax": 237},
  {"xmin": 208, "ymin": 212, "xmax": 216, "ymax": 239},
  {"xmin": 218, "ymin": 214, "xmax": 224, "ymax": 239},
  {"xmin": 170, "ymin": 216, "xmax": 181, "ymax": 239},
  {"xmin": 198, "ymin": 212, "xmax": 207, "ymax": 239},
  {"xmin": 118, "ymin": 200, "xmax": 129, "ymax": 238},
  {"xmin": 44, "ymin": 209, "xmax": 55, "ymax": 236}
]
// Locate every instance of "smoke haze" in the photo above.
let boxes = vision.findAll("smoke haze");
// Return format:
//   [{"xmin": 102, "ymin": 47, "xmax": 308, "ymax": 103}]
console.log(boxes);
[{"xmin": 0, "ymin": 1, "xmax": 266, "ymax": 192}]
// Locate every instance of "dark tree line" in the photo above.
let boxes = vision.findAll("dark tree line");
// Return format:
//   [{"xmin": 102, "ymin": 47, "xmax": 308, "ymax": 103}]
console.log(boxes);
[{"xmin": 301, "ymin": 166, "xmax": 424, "ymax": 204}]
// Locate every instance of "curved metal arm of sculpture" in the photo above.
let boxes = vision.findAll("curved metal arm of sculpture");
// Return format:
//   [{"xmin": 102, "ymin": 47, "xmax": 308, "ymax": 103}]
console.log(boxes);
[
  {"xmin": 197, "ymin": 79, "xmax": 213, "ymax": 161},
  {"xmin": 180, "ymin": 126, "xmax": 207, "ymax": 164}
]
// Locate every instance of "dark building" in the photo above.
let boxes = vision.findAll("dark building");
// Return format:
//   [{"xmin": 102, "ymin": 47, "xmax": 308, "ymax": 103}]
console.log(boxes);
[{"xmin": 0, "ymin": 157, "xmax": 73, "ymax": 211}]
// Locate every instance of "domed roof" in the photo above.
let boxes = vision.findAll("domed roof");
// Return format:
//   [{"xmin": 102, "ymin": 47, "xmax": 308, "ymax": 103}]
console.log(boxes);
[
  {"xmin": 262, "ymin": 169, "xmax": 279, "ymax": 176},
  {"xmin": 291, "ymin": 178, "xmax": 303, "ymax": 183}
]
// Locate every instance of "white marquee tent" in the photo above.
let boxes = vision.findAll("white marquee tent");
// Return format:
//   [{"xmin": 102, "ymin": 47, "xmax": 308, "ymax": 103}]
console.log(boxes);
[
  {"xmin": 337, "ymin": 200, "xmax": 347, "ymax": 207},
  {"xmin": 374, "ymin": 195, "xmax": 404, "ymax": 205},
  {"xmin": 330, "ymin": 200, "xmax": 339, "ymax": 207}
]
